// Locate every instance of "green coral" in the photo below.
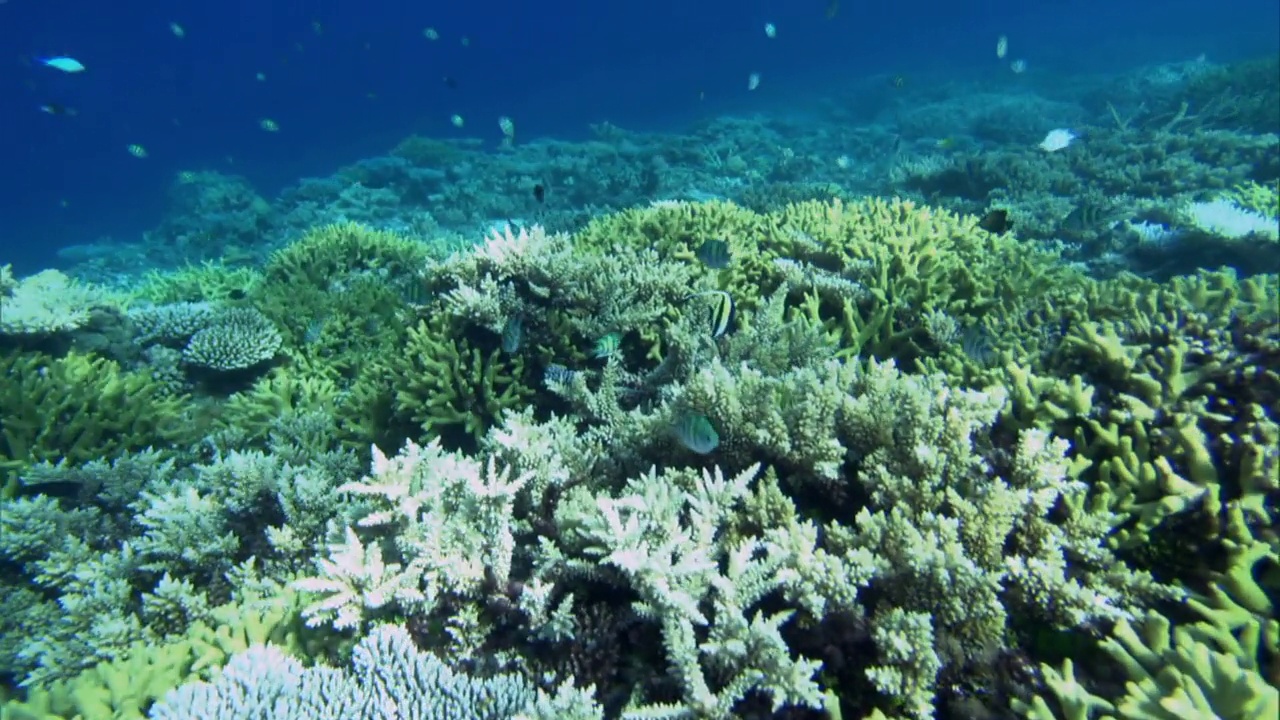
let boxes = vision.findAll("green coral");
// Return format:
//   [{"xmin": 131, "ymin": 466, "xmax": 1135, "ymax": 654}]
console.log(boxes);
[
  {"xmin": 387, "ymin": 313, "xmax": 534, "ymax": 449},
  {"xmin": 0, "ymin": 353, "xmax": 196, "ymax": 486},
  {"xmin": 0, "ymin": 594, "xmax": 314, "ymax": 720}
]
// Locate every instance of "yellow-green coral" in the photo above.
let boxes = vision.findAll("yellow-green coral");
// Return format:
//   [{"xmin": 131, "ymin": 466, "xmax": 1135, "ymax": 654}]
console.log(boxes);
[
  {"xmin": 1014, "ymin": 604, "xmax": 1278, "ymax": 720},
  {"xmin": 386, "ymin": 313, "xmax": 533, "ymax": 449},
  {"xmin": 0, "ymin": 593, "xmax": 316, "ymax": 720},
  {"xmin": 0, "ymin": 353, "xmax": 198, "ymax": 487},
  {"xmin": 131, "ymin": 261, "xmax": 263, "ymax": 304}
]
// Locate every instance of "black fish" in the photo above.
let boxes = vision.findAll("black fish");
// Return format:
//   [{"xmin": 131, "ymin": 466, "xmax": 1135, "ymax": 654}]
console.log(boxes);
[
  {"xmin": 978, "ymin": 209, "xmax": 1013, "ymax": 234},
  {"xmin": 442, "ymin": 75, "xmax": 457, "ymax": 89},
  {"xmin": 533, "ymin": 183, "xmax": 545, "ymax": 203},
  {"xmin": 695, "ymin": 239, "xmax": 730, "ymax": 268}
]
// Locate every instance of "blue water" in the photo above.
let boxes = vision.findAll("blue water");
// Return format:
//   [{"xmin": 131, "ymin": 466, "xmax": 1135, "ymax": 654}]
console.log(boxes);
[{"xmin": 2, "ymin": 0, "xmax": 1277, "ymax": 275}]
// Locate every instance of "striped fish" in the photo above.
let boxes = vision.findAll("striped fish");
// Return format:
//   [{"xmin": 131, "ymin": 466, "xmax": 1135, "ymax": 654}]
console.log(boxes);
[{"xmin": 685, "ymin": 291, "xmax": 734, "ymax": 338}]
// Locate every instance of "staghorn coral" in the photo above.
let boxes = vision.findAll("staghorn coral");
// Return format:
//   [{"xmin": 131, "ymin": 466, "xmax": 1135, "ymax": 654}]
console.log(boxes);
[
  {"xmin": 0, "ymin": 269, "xmax": 118, "ymax": 337},
  {"xmin": 149, "ymin": 624, "xmax": 562, "ymax": 720}
]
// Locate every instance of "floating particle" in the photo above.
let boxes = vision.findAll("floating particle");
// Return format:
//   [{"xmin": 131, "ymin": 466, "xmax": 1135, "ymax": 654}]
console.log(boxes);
[
  {"xmin": 764, "ymin": 22, "xmax": 777, "ymax": 38},
  {"xmin": 747, "ymin": 72, "xmax": 761, "ymax": 90},
  {"xmin": 127, "ymin": 144, "xmax": 148, "ymax": 158},
  {"xmin": 460, "ymin": 35, "xmax": 471, "ymax": 47},
  {"xmin": 170, "ymin": 22, "xmax": 185, "ymax": 38},
  {"xmin": 256, "ymin": 71, "xmax": 266, "ymax": 81},
  {"xmin": 996, "ymin": 35, "xmax": 1008, "ymax": 59},
  {"xmin": 40, "ymin": 56, "xmax": 85, "ymax": 73}
]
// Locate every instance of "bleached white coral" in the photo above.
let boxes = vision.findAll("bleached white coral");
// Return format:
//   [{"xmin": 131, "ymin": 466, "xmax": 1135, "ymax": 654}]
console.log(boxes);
[
  {"xmin": 0, "ymin": 269, "xmax": 115, "ymax": 336},
  {"xmin": 1185, "ymin": 198, "xmax": 1279, "ymax": 240},
  {"xmin": 295, "ymin": 440, "xmax": 532, "ymax": 630}
]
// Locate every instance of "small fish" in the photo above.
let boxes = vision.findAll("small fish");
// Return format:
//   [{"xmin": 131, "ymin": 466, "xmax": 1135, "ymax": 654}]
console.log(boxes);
[
  {"xmin": 685, "ymin": 291, "xmax": 734, "ymax": 338},
  {"xmin": 890, "ymin": 74, "xmax": 907, "ymax": 89},
  {"xmin": 312, "ymin": 20, "xmax": 323, "ymax": 35},
  {"xmin": 544, "ymin": 364, "xmax": 578, "ymax": 386},
  {"xmin": 127, "ymin": 144, "xmax": 148, "ymax": 158},
  {"xmin": 40, "ymin": 56, "xmax": 85, "ymax": 73},
  {"xmin": 996, "ymin": 35, "xmax": 1008, "ymax": 59},
  {"xmin": 424, "ymin": 27, "xmax": 440, "ymax": 40},
  {"xmin": 1060, "ymin": 202, "xmax": 1123, "ymax": 235},
  {"xmin": 255, "ymin": 71, "xmax": 267, "ymax": 82},
  {"xmin": 674, "ymin": 412, "xmax": 719, "ymax": 454},
  {"xmin": 695, "ymin": 239, "xmax": 730, "ymax": 269},
  {"xmin": 460, "ymin": 35, "xmax": 471, "ymax": 47},
  {"xmin": 259, "ymin": 118, "xmax": 279, "ymax": 132},
  {"xmin": 442, "ymin": 75, "xmax": 457, "ymax": 89},
  {"xmin": 825, "ymin": 0, "xmax": 840, "ymax": 19},
  {"xmin": 39, "ymin": 103, "xmax": 75, "ymax": 116},
  {"xmin": 748, "ymin": 72, "xmax": 761, "ymax": 91},
  {"xmin": 501, "ymin": 314, "xmax": 524, "ymax": 353},
  {"xmin": 764, "ymin": 23, "xmax": 777, "ymax": 38},
  {"xmin": 533, "ymin": 183, "xmax": 545, "ymax": 203},
  {"xmin": 450, "ymin": 114, "xmax": 465, "ymax": 128},
  {"xmin": 1010, "ymin": 59, "xmax": 1028, "ymax": 74},
  {"xmin": 935, "ymin": 137, "xmax": 956, "ymax": 150},
  {"xmin": 593, "ymin": 332, "xmax": 621, "ymax": 359},
  {"xmin": 170, "ymin": 22, "xmax": 185, "ymax": 38},
  {"xmin": 977, "ymin": 209, "xmax": 1013, "ymax": 234}
]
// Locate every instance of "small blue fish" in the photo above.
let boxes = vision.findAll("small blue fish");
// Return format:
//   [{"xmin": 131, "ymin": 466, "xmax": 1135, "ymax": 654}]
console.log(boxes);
[
  {"xmin": 40, "ymin": 56, "xmax": 86, "ymax": 73},
  {"xmin": 695, "ymin": 239, "xmax": 731, "ymax": 269},
  {"xmin": 501, "ymin": 313, "xmax": 524, "ymax": 353},
  {"xmin": 674, "ymin": 412, "xmax": 719, "ymax": 454}
]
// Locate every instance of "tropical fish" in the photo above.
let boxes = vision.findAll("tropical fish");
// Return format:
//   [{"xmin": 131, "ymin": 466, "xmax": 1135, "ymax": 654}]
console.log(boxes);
[
  {"xmin": 593, "ymin": 332, "xmax": 621, "ymax": 359},
  {"xmin": 685, "ymin": 291, "xmax": 734, "ymax": 338},
  {"xmin": 501, "ymin": 314, "xmax": 524, "ymax": 353},
  {"xmin": 40, "ymin": 56, "xmax": 85, "ymax": 73},
  {"xmin": 1060, "ymin": 202, "xmax": 1123, "ymax": 235},
  {"xmin": 674, "ymin": 412, "xmax": 719, "ymax": 454},
  {"xmin": 695, "ymin": 239, "xmax": 730, "ymax": 268},
  {"xmin": 977, "ymin": 209, "xmax": 1013, "ymax": 234}
]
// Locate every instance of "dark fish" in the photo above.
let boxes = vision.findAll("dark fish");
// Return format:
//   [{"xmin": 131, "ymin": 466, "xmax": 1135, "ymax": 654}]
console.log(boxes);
[
  {"xmin": 674, "ymin": 412, "xmax": 719, "ymax": 454},
  {"xmin": 685, "ymin": 291, "xmax": 734, "ymax": 338},
  {"xmin": 501, "ymin": 313, "xmax": 523, "ymax": 353},
  {"xmin": 442, "ymin": 75, "xmax": 457, "ymax": 89},
  {"xmin": 695, "ymin": 239, "xmax": 730, "ymax": 268},
  {"xmin": 533, "ymin": 183, "xmax": 545, "ymax": 203},
  {"xmin": 977, "ymin": 209, "xmax": 1013, "ymax": 234}
]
